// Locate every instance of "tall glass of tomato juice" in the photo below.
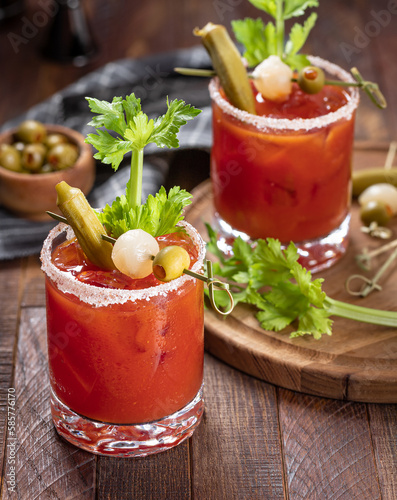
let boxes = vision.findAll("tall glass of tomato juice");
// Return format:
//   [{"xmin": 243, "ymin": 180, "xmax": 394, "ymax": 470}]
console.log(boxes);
[
  {"xmin": 40, "ymin": 220, "xmax": 206, "ymax": 457},
  {"xmin": 210, "ymin": 56, "xmax": 360, "ymax": 272}
]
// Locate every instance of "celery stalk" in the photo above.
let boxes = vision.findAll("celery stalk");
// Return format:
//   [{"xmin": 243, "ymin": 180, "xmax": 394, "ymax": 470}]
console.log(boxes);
[
  {"xmin": 276, "ymin": 0, "xmax": 284, "ymax": 58},
  {"xmin": 325, "ymin": 297, "xmax": 397, "ymax": 328},
  {"xmin": 129, "ymin": 148, "xmax": 144, "ymax": 208}
]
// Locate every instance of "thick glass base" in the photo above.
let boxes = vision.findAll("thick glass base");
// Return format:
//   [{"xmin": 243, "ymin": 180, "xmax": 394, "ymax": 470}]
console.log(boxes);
[
  {"xmin": 212, "ymin": 213, "xmax": 350, "ymax": 273},
  {"xmin": 50, "ymin": 386, "xmax": 204, "ymax": 457}
]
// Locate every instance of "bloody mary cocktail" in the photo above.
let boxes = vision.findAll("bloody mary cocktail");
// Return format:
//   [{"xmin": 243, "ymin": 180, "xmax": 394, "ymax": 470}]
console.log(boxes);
[
  {"xmin": 210, "ymin": 57, "xmax": 360, "ymax": 271},
  {"xmin": 41, "ymin": 220, "xmax": 206, "ymax": 457}
]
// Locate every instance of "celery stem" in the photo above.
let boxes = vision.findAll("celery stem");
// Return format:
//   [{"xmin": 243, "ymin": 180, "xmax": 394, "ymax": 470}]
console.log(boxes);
[
  {"xmin": 325, "ymin": 297, "xmax": 397, "ymax": 328},
  {"xmin": 129, "ymin": 148, "xmax": 144, "ymax": 208},
  {"xmin": 276, "ymin": 0, "xmax": 285, "ymax": 58}
]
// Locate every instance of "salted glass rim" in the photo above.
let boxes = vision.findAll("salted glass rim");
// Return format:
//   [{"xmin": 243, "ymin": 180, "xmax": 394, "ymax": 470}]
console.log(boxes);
[
  {"xmin": 209, "ymin": 55, "xmax": 360, "ymax": 132},
  {"xmin": 40, "ymin": 220, "xmax": 206, "ymax": 307}
]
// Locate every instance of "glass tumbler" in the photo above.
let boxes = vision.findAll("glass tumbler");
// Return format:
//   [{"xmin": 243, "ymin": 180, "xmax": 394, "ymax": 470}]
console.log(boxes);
[
  {"xmin": 210, "ymin": 56, "xmax": 360, "ymax": 272},
  {"xmin": 41, "ymin": 221, "xmax": 206, "ymax": 457}
]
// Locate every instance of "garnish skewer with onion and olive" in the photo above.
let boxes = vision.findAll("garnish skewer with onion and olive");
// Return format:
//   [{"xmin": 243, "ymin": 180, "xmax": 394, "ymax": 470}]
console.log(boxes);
[
  {"xmin": 47, "ymin": 202, "xmax": 234, "ymax": 316},
  {"xmin": 174, "ymin": 61, "xmax": 386, "ymax": 110},
  {"xmin": 179, "ymin": 0, "xmax": 387, "ymax": 111}
]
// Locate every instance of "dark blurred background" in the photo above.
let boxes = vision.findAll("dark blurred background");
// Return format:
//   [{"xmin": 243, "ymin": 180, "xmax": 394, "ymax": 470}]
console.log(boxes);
[{"xmin": 0, "ymin": 0, "xmax": 396, "ymax": 142}]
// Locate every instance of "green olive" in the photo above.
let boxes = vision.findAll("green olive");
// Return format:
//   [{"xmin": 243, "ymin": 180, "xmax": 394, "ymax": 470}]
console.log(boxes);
[
  {"xmin": 352, "ymin": 167, "xmax": 397, "ymax": 197},
  {"xmin": 16, "ymin": 120, "xmax": 47, "ymax": 143},
  {"xmin": 152, "ymin": 246, "xmax": 191, "ymax": 282},
  {"xmin": 22, "ymin": 143, "xmax": 46, "ymax": 172},
  {"xmin": 0, "ymin": 144, "xmax": 22, "ymax": 172},
  {"xmin": 298, "ymin": 66, "xmax": 325, "ymax": 94},
  {"xmin": 47, "ymin": 143, "xmax": 79, "ymax": 170},
  {"xmin": 360, "ymin": 200, "xmax": 392, "ymax": 226},
  {"xmin": 39, "ymin": 163, "xmax": 54, "ymax": 174},
  {"xmin": 46, "ymin": 133, "xmax": 68, "ymax": 149},
  {"xmin": 13, "ymin": 141, "xmax": 25, "ymax": 153}
]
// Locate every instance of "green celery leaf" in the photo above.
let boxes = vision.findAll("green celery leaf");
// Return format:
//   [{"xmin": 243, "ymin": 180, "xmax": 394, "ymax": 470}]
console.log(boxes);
[
  {"xmin": 150, "ymin": 98, "xmax": 202, "ymax": 149},
  {"xmin": 290, "ymin": 262, "xmax": 326, "ymax": 308},
  {"xmin": 250, "ymin": 239, "xmax": 299, "ymax": 287},
  {"xmin": 285, "ymin": 13, "xmax": 318, "ymax": 56},
  {"xmin": 205, "ymin": 222, "xmax": 227, "ymax": 263},
  {"xmin": 231, "ymin": 0, "xmax": 318, "ymax": 71},
  {"xmin": 284, "ymin": 53, "xmax": 312, "ymax": 71},
  {"xmin": 98, "ymin": 186, "xmax": 192, "ymax": 238},
  {"xmin": 124, "ymin": 113, "xmax": 155, "ymax": 150},
  {"xmin": 294, "ymin": 307, "xmax": 333, "ymax": 339},
  {"xmin": 85, "ymin": 96, "xmax": 127, "ymax": 137},
  {"xmin": 122, "ymin": 94, "xmax": 142, "ymax": 125},
  {"xmin": 97, "ymin": 196, "xmax": 130, "ymax": 238},
  {"xmin": 283, "ymin": 0, "xmax": 319, "ymax": 19},
  {"xmin": 86, "ymin": 130, "xmax": 133, "ymax": 171},
  {"xmin": 232, "ymin": 18, "xmax": 276, "ymax": 67},
  {"xmin": 256, "ymin": 303, "xmax": 297, "ymax": 331},
  {"xmin": 206, "ymin": 226, "xmax": 333, "ymax": 339},
  {"xmin": 264, "ymin": 281, "xmax": 309, "ymax": 312},
  {"xmin": 247, "ymin": 0, "xmax": 277, "ymax": 18},
  {"xmin": 232, "ymin": 237, "xmax": 254, "ymax": 267},
  {"xmin": 154, "ymin": 186, "xmax": 193, "ymax": 235},
  {"xmin": 86, "ymin": 94, "xmax": 201, "ymax": 166},
  {"xmin": 232, "ymin": 271, "xmax": 251, "ymax": 285},
  {"xmin": 215, "ymin": 242, "xmax": 252, "ymax": 279}
]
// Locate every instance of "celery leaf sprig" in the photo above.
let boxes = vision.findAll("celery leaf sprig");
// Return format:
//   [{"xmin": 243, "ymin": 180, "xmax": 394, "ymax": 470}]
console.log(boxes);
[
  {"xmin": 85, "ymin": 94, "xmax": 201, "ymax": 238},
  {"xmin": 206, "ymin": 224, "xmax": 397, "ymax": 339},
  {"xmin": 232, "ymin": 0, "xmax": 318, "ymax": 70}
]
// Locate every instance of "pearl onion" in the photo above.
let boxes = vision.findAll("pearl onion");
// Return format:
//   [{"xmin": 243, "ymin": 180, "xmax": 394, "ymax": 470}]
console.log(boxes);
[
  {"xmin": 252, "ymin": 55, "xmax": 293, "ymax": 102},
  {"xmin": 358, "ymin": 183, "xmax": 397, "ymax": 215},
  {"xmin": 112, "ymin": 229, "xmax": 159, "ymax": 279}
]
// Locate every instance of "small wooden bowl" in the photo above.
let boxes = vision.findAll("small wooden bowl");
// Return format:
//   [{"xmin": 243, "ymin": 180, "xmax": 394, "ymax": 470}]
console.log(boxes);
[{"xmin": 0, "ymin": 124, "xmax": 95, "ymax": 221}]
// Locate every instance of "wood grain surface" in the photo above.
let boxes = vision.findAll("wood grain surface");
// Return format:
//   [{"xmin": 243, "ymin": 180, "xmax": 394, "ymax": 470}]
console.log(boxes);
[{"xmin": 185, "ymin": 145, "xmax": 397, "ymax": 403}]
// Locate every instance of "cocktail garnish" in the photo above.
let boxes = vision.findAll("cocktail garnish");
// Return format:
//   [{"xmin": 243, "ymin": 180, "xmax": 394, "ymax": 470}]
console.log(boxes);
[
  {"xmin": 251, "ymin": 55, "xmax": 293, "ymax": 102},
  {"xmin": 46, "ymin": 211, "xmax": 235, "ymax": 315},
  {"xmin": 205, "ymin": 223, "xmax": 397, "ymax": 338},
  {"xmin": 182, "ymin": 0, "xmax": 387, "ymax": 108},
  {"xmin": 55, "ymin": 181, "xmax": 115, "ymax": 270},
  {"xmin": 152, "ymin": 246, "xmax": 191, "ymax": 282},
  {"xmin": 233, "ymin": 0, "xmax": 386, "ymax": 107},
  {"xmin": 350, "ymin": 67, "xmax": 387, "ymax": 110},
  {"xmin": 231, "ymin": 0, "xmax": 318, "ymax": 70},
  {"xmin": 297, "ymin": 65, "xmax": 324, "ymax": 94},
  {"xmin": 112, "ymin": 229, "xmax": 159, "ymax": 279},
  {"xmin": 193, "ymin": 23, "xmax": 256, "ymax": 113},
  {"xmin": 85, "ymin": 94, "xmax": 201, "ymax": 237}
]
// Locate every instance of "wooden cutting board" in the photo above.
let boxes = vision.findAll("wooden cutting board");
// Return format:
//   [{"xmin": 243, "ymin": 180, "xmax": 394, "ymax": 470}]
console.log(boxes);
[{"xmin": 184, "ymin": 143, "xmax": 397, "ymax": 403}]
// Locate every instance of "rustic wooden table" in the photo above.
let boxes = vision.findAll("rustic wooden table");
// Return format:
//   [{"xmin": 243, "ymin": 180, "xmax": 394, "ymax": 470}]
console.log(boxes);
[{"xmin": 1, "ymin": 1, "xmax": 396, "ymax": 498}]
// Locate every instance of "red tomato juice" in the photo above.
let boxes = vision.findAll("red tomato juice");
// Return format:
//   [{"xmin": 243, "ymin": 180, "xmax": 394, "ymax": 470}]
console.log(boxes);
[
  {"xmin": 45, "ymin": 229, "xmax": 204, "ymax": 424},
  {"xmin": 210, "ymin": 78, "xmax": 358, "ymax": 243}
]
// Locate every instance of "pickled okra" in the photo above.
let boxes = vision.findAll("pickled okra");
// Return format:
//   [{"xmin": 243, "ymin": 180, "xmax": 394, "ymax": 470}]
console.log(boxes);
[
  {"xmin": 352, "ymin": 168, "xmax": 397, "ymax": 197},
  {"xmin": 56, "ymin": 181, "xmax": 115, "ymax": 270},
  {"xmin": 194, "ymin": 23, "xmax": 256, "ymax": 114}
]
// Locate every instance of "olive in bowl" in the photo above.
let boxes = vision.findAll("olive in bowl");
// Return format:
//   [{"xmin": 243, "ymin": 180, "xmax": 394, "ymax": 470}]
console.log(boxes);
[{"xmin": 0, "ymin": 121, "xmax": 95, "ymax": 221}]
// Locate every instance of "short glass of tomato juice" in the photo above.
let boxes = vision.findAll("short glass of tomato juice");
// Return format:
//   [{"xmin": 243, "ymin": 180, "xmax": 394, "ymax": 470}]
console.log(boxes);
[
  {"xmin": 40, "ymin": 220, "xmax": 206, "ymax": 457},
  {"xmin": 209, "ymin": 56, "xmax": 360, "ymax": 272}
]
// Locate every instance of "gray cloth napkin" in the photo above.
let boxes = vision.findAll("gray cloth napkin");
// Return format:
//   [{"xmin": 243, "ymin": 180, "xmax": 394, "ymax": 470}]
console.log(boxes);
[{"xmin": 0, "ymin": 46, "xmax": 213, "ymax": 260}]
